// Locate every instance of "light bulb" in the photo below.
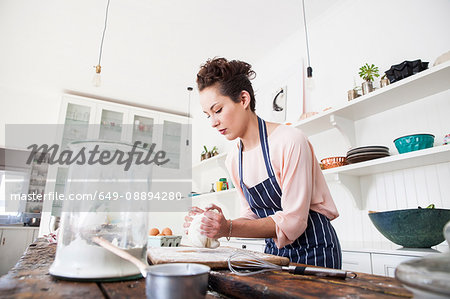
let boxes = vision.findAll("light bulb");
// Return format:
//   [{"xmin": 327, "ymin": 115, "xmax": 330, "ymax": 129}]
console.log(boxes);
[
  {"xmin": 92, "ymin": 65, "xmax": 102, "ymax": 87},
  {"xmin": 306, "ymin": 66, "xmax": 315, "ymax": 90}
]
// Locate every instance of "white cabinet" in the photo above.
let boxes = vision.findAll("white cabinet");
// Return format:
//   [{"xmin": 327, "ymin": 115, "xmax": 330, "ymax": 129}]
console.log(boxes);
[
  {"xmin": 371, "ymin": 253, "xmax": 419, "ymax": 278},
  {"xmin": 0, "ymin": 227, "xmax": 39, "ymax": 275},
  {"xmin": 341, "ymin": 251, "xmax": 372, "ymax": 274},
  {"xmin": 39, "ymin": 94, "xmax": 190, "ymax": 236},
  {"xmin": 222, "ymin": 238, "xmax": 266, "ymax": 253}
]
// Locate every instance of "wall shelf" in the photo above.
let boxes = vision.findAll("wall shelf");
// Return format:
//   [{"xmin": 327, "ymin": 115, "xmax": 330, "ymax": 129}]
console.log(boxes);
[
  {"xmin": 324, "ymin": 145, "xmax": 450, "ymax": 207},
  {"xmin": 192, "ymin": 152, "xmax": 227, "ymax": 171},
  {"xmin": 191, "ymin": 188, "xmax": 237, "ymax": 201},
  {"xmin": 292, "ymin": 61, "xmax": 450, "ymax": 138}
]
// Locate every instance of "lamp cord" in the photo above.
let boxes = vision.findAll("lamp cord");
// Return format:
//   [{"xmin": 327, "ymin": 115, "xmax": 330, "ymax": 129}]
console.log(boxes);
[
  {"xmin": 302, "ymin": 0, "xmax": 311, "ymax": 68},
  {"xmin": 186, "ymin": 87, "xmax": 193, "ymax": 146},
  {"xmin": 97, "ymin": 0, "xmax": 111, "ymax": 66}
]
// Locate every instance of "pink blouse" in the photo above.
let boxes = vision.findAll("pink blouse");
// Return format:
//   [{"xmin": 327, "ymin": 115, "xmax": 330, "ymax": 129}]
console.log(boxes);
[{"xmin": 225, "ymin": 124, "xmax": 339, "ymax": 249}]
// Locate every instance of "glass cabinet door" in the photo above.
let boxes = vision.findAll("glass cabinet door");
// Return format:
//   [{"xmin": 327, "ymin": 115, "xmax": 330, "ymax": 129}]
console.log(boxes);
[
  {"xmin": 161, "ymin": 120, "xmax": 182, "ymax": 169},
  {"xmin": 99, "ymin": 109, "xmax": 125, "ymax": 141},
  {"xmin": 132, "ymin": 115, "xmax": 156, "ymax": 147},
  {"xmin": 62, "ymin": 103, "xmax": 91, "ymax": 148}
]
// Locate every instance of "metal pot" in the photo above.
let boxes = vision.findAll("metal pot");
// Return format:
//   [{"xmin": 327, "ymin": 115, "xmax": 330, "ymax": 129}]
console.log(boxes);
[
  {"xmin": 361, "ymin": 81, "xmax": 374, "ymax": 95},
  {"xmin": 146, "ymin": 263, "xmax": 210, "ymax": 299}
]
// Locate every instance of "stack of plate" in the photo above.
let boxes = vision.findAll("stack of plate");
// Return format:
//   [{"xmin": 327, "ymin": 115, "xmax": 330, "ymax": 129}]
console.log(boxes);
[{"xmin": 346, "ymin": 146, "xmax": 390, "ymax": 164}]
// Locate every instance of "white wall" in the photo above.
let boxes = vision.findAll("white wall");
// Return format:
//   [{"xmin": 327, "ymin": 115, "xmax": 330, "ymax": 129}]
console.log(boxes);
[{"xmin": 248, "ymin": 0, "xmax": 450, "ymax": 250}]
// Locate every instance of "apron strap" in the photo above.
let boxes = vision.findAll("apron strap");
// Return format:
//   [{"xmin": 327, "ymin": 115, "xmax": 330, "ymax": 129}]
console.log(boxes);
[
  {"xmin": 257, "ymin": 116, "xmax": 275, "ymax": 178},
  {"xmin": 239, "ymin": 116, "xmax": 276, "ymax": 188}
]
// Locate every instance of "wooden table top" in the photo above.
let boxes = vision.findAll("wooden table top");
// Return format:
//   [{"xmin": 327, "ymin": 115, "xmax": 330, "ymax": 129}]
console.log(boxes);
[{"xmin": 0, "ymin": 239, "xmax": 412, "ymax": 298}]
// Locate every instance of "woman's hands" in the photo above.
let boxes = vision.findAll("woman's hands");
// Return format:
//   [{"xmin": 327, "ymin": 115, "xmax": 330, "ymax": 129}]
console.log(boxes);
[
  {"xmin": 183, "ymin": 204, "xmax": 230, "ymax": 239},
  {"xmin": 183, "ymin": 206, "xmax": 204, "ymax": 234},
  {"xmin": 201, "ymin": 204, "xmax": 230, "ymax": 239}
]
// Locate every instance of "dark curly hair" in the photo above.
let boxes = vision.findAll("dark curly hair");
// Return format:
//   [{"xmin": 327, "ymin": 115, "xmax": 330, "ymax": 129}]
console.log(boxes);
[{"xmin": 196, "ymin": 57, "xmax": 256, "ymax": 112}]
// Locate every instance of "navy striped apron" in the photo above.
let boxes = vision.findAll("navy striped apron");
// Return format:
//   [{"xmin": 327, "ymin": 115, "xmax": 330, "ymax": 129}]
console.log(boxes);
[{"xmin": 239, "ymin": 117, "xmax": 342, "ymax": 269}]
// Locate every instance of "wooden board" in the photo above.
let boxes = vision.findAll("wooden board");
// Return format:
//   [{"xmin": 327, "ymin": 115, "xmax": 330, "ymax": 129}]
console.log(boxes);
[{"xmin": 147, "ymin": 246, "xmax": 290, "ymax": 269}]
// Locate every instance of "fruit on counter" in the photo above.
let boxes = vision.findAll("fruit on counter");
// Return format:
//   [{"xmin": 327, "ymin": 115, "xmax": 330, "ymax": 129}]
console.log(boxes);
[
  {"xmin": 162, "ymin": 227, "xmax": 173, "ymax": 236},
  {"xmin": 149, "ymin": 228, "xmax": 160, "ymax": 236},
  {"xmin": 156, "ymin": 233, "xmax": 165, "ymax": 236}
]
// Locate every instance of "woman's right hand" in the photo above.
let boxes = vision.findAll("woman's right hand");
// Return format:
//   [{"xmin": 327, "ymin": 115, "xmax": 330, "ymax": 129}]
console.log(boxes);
[{"xmin": 183, "ymin": 206, "xmax": 205, "ymax": 235}]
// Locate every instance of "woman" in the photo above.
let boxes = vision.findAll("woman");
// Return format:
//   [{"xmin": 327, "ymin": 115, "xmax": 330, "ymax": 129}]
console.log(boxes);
[{"xmin": 185, "ymin": 57, "xmax": 342, "ymax": 268}]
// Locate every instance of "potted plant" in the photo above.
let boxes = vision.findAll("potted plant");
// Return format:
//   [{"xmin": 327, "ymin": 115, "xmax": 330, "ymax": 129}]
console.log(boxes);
[
  {"xmin": 359, "ymin": 63, "xmax": 379, "ymax": 95},
  {"xmin": 201, "ymin": 145, "xmax": 210, "ymax": 161},
  {"xmin": 380, "ymin": 74, "xmax": 390, "ymax": 88},
  {"xmin": 211, "ymin": 146, "xmax": 219, "ymax": 157}
]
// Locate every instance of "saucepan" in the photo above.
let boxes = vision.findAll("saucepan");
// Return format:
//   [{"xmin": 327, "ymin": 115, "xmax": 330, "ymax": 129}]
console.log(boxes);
[{"xmin": 92, "ymin": 237, "xmax": 210, "ymax": 299}]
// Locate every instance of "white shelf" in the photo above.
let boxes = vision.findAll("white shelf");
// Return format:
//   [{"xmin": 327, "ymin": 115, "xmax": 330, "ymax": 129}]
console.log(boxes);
[
  {"xmin": 192, "ymin": 152, "xmax": 227, "ymax": 171},
  {"xmin": 191, "ymin": 188, "xmax": 237, "ymax": 201},
  {"xmin": 293, "ymin": 61, "xmax": 450, "ymax": 138},
  {"xmin": 324, "ymin": 146, "xmax": 450, "ymax": 208},
  {"xmin": 324, "ymin": 145, "xmax": 450, "ymax": 177}
]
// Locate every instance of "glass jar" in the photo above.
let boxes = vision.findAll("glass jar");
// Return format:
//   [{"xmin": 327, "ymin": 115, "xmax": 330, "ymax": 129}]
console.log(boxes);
[{"xmin": 49, "ymin": 141, "xmax": 150, "ymax": 281}]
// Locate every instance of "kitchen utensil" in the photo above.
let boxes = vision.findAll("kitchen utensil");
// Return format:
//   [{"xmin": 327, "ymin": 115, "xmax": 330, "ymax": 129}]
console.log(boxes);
[
  {"xmin": 227, "ymin": 251, "xmax": 356, "ymax": 279},
  {"xmin": 49, "ymin": 141, "xmax": 151, "ymax": 281},
  {"xmin": 147, "ymin": 246, "xmax": 289, "ymax": 269},
  {"xmin": 92, "ymin": 237, "xmax": 210, "ymax": 299},
  {"xmin": 346, "ymin": 145, "xmax": 389, "ymax": 156},
  {"xmin": 146, "ymin": 263, "xmax": 210, "ymax": 299},
  {"xmin": 320, "ymin": 156, "xmax": 347, "ymax": 169},
  {"xmin": 346, "ymin": 152, "xmax": 390, "ymax": 164},
  {"xmin": 368, "ymin": 208, "xmax": 450, "ymax": 247},
  {"xmin": 394, "ymin": 133, "xmax": 434, "ymax": 154},
  {"xmin": 395, "ymin": 221, "xmax": 450, "ymax": 299}
]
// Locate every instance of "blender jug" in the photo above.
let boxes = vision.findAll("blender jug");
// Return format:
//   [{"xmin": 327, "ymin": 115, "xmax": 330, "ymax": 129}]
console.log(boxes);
[{"xmin": 49, "ymin": 141, "xmax": 151, "ymax": 280}]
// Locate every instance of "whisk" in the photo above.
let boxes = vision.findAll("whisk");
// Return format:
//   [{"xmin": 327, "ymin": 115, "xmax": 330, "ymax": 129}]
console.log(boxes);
[{"xmin": 227, "ymin": 251, "xmax": 357, "ymax": 279}]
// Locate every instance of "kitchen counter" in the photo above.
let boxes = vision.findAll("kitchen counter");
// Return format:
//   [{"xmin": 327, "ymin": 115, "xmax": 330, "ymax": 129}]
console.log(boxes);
[{"xmin": 0, "ymin": 238, "xmax": 413, "ymax": 298}]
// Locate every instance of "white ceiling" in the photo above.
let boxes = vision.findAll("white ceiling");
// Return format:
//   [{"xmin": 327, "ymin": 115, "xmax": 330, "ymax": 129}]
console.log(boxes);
[
  {"xmin": 0, "ymin": 0, "xmax": 337, "ymax": 116},
  {"xmin": 76, "ymin": 0, "xmax": 337, "ymax": 115}
]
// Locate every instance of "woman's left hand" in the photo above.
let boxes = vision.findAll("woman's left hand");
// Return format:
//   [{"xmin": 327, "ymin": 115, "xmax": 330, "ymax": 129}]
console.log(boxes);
[{"xmin": 201, "ymin": 204, "xmax": 230, "ymax": 239}]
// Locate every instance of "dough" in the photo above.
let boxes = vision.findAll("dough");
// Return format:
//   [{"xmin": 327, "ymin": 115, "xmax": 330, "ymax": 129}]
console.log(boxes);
[{"xmin": 188, "ymin": 213, "xmax": 220, "ymax": 249}]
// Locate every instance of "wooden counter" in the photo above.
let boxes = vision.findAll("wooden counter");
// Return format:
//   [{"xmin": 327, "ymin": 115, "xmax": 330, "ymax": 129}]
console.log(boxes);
[{"xmin": 0, "ymin": 239, "xmax": 412, "ymax": 298}]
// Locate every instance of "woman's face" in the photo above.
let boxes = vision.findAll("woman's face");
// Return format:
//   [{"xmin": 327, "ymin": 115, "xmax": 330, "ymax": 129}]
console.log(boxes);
[{"xmin": 199, "ymin": 84, "xmax": 248, "ymax": 140}]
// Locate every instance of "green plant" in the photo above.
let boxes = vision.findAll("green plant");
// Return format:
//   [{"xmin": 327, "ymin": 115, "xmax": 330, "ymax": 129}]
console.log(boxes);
[
  {"xmin": 202, "ymin": 145, "xmax": 208, "ymax": 155},
  {"xmin": 211, "ymin": 146, "xmax": 219, "ymax": 156},
  {"xmin": 359, "ymin": 63, "xmax": 380, "ymax": 82}
]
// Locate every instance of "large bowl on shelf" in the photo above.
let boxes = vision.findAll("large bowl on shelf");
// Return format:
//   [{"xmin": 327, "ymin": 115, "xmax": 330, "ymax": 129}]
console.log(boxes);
[
  {"xmin": 393, "ymin": 133, "xmax": 434, "ymax": 154},
  {"xmin": 368, "ymin": 208, "xmax": 450, "ymax": 248}
]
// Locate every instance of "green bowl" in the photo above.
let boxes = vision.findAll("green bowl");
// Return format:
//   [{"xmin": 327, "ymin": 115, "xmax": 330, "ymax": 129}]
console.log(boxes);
[
  {"xmin": 368, "ymin": 208, "xmax": 450, "ymax": 248},
  {"xmin": 393, "ymin": 134, "xmax": 434, "ymax": 154}
]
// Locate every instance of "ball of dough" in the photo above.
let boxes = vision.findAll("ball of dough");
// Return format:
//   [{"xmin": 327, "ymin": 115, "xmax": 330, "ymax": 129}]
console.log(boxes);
[
  {"xmin": 162, "ymin": 227, "xmax": 172, "ymax": 236},
  {"xmin": 149, "ymin": 228, "xmax": 159, "ymax": 236},
  {"xmin": 188, "ymin": 213, "xmax": 220, "ymax": 249}
]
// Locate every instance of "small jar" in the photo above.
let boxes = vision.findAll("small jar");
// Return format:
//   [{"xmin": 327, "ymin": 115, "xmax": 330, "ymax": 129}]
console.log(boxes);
[{"xmin": 219, "ymin": 178, "xmax": 228, "ymax": 190}]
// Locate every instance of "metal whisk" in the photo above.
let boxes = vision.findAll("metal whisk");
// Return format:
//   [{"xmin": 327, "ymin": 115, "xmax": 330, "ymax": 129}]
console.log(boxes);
[{"xmin": 227, "ymin": 251, "xmax": 357, "ymax": 279}]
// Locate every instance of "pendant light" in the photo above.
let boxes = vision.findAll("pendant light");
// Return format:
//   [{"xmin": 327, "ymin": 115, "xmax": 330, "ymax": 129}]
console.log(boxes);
[
  {"xmin": 186, "ymin": 87, "xmax": 193, "ymax": 146},
  {"xmin": 92, "ymin": 0, "xmax": 111, "ymax": 87},
  {"xmin": 302, "ymin": 0, "xmax": 314, "ymax": 90}
]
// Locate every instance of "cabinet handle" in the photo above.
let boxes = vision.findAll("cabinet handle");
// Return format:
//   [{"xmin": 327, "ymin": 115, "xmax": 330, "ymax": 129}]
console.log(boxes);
[
  {"xmin": 242, "ymin": 244, "xmax": 246, "ymax": 249},
  {"xmin": 2, "ymin": 237, "xmax": 5, "ymax": 246}
]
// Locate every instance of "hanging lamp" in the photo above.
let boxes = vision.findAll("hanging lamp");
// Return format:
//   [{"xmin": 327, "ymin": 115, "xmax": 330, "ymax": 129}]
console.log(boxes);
[
  {"xmin": 93, "ymin": 0, "xmax": 111, "ymax": 87},
  {"xmin": 302, "ymin": 0, "xmax": 314, "ymax": 90}
]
